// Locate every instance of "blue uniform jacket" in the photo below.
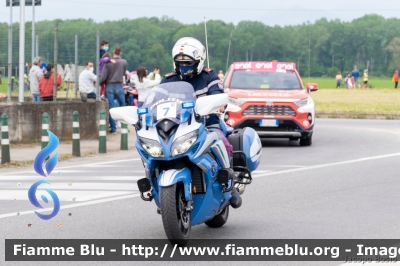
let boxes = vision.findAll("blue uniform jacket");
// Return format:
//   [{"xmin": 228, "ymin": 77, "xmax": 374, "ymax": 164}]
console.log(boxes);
[{"xmin": 160, "ymin": 68, "xmax": 224, "ymax": 126}]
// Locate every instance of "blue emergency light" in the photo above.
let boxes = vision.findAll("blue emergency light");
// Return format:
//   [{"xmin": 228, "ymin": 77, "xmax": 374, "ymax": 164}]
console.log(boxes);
[
  {"xmin": 182, "ymin": 101, "xmax": 195, "ymax": 109},
  {"xmin": 137, "ymin": 108, "xmax": 148, "ymax": 115}
]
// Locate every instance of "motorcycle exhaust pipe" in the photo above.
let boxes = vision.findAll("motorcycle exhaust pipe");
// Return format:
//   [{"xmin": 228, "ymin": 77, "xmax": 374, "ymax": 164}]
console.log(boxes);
[{"xmin": 235, "ymin": 183, "xmax": 246, "ymax": 195}]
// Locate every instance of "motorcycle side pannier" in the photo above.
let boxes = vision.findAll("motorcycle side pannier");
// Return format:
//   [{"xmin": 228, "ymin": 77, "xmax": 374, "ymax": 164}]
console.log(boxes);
[{"xmin": 227, "ymin": 127, "xmax": 262, "ymax": 172}]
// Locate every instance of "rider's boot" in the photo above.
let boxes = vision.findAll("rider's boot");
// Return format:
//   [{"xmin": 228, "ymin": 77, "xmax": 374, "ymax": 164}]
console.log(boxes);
[{"xmin": 230, "ymin": 187, "xmax": 242, "ymax": 209}]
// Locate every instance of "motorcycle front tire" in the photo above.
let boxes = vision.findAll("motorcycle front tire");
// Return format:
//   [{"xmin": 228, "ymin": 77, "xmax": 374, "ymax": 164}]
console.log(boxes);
[{"xmin": 161, "ymin": 183, "xmax": 191, "ymax": 246}]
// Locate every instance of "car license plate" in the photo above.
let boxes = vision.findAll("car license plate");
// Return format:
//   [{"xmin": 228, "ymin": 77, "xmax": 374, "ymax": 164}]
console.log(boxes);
[{"xmin": 259, "ymin": 119, "xmax": 279, "ymax": 127}]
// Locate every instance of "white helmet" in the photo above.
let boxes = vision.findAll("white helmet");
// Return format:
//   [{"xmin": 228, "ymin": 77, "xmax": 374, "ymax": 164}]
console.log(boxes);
[{"xmin": 172, "ymin": 37, "xmax": 206, "ymax": 76}]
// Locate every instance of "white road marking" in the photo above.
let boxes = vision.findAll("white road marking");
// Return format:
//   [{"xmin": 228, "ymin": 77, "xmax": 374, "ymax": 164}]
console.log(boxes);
[
  {"xmin": 0, "ymin": 190, "xmax": 134, "ymax": 201},
  {"xmin": 260, "ymin": 165, "xmax": 307, "ymax": 168},
  {"xmin": 0, "ymin": 158, "xmax": 142, "ymax": 176},
  {"xmin": 0, "ymin": 175, "xmax": 145, "ymax": 181},
  {"xmin": 251, "ymin": 170, "xmax": 273, "ymax": 174},
  {"xmin": 0, "ymin": 194, "xmax": 140, "ymax": 219},
  {"xmin": 2, "ymin": 152, "xmax": 399, "ymax": 219},
  {"xmin": 0, "ymin": 182, "xmax": 138, "ymax": 190},
  {"xmin": 251, "ymin": 152, "xmax": 400, "ymax": 178}
]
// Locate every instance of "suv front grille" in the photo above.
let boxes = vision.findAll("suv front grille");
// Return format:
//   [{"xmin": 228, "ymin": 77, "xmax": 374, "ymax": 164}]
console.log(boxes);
[{"xmin": 242, "ymin": 105, "xmax": 296, "ymax": 116}]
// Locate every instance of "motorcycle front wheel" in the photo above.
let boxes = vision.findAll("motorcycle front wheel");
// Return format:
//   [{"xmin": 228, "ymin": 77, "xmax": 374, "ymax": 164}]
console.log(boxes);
[{"xmin": 161, "ymin": 183, "xmax": 191, "ymax": 246}]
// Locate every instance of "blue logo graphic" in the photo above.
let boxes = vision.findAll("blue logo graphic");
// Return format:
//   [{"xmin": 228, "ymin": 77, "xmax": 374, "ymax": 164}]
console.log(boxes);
[
  {"xmin": 28, "ymin": 130, "xmax": 60, "ymax": 220},
  {"xmin": 211, "ymin": 161, "xmax": 218, "ymax": 177},
  {"xmin": 34, "ymin": 130, "xmax": 59, "ymax": 177},
  {"xmin": 28, "ymin": 180, "xmax": 60, "ymax": 220}
]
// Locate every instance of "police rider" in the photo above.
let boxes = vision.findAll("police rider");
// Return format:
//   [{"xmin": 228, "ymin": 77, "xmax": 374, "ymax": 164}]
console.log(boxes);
[{"xmin": 161, "ymin": 37, "xmax": 242, "ymax": 208}]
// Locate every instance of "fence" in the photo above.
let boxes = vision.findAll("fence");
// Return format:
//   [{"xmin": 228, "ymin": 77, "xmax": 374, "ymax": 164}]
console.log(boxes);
[{"xmin": 0, "ymin": 22, "xmax": 109, "ymax": 100}]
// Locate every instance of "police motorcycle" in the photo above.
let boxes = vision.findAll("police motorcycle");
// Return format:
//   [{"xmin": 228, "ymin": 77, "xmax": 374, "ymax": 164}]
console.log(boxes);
[{"xmin": 110, "ymin": 81, "xmax": 262, "ymax": 246}]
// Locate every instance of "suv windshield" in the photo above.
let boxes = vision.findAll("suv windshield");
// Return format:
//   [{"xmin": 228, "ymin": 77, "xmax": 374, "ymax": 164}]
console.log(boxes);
[
  {"xmin": 229, "ymin": 70, "xmax": 301, "ymax": 90},
  {"xmin": 142, "ymin": 81, "xmax": 197, "ymax": 124}
]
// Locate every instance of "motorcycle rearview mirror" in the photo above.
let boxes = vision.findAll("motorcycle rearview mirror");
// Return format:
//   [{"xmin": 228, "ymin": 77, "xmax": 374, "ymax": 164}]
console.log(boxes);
[
  {"xmin": 109, "ymin": 106, "xmax": 139, "ymax": 125},
  {"xmin": 195, "ymin": 94, "xmax": 229, "ymax": 116}
]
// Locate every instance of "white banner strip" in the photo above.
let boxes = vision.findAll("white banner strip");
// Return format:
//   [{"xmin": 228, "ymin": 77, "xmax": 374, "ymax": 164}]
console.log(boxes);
[
  {"xmin": 1, "ymin": 139, "xmax": 9, "ymax": 145},
  {"xmin": 121, "ymin": 129, "xmax": 128, "ymax": 134},
  {"xmin": 72, "ymin": 133, "xmax": 80, "ymax": 139},
  {"xmin": 99, "ymin": 131, "xmax": 106, "ymax": 136},
  {"xmin": 41, "ymin": 136, "xmax": 49, "ymax": 142},
  {"xmin": 99, "ymin": 120, "xmax": 106, "ymax": 125},
  {"xmin": 73, "ymin": 122, "xmax": 79, "ymax": 127},
  {"xmin": 42, "ymin": 124, "xmax": 49, "ymax": 130},
  {"xmin": 1, "ymin": 126, "xmax": 8, "ymax": 131}
]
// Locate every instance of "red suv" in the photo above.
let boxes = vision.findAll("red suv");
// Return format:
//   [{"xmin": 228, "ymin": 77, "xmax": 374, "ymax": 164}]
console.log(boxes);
[{"xmin": 223, "ymin": 61, "xmax": 318, "ymax": 146}]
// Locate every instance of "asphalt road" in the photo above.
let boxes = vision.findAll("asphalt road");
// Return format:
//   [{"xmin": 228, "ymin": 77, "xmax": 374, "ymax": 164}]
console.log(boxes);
[{"xmin": 1, "ymin": 118, "xmax": 400, "ymax": 266}]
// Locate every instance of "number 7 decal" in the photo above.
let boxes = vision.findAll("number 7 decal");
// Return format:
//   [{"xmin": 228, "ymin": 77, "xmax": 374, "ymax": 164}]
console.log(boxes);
[{"xmin": 163, "ymin": 107, "xmax": 170, "ymax": 116}]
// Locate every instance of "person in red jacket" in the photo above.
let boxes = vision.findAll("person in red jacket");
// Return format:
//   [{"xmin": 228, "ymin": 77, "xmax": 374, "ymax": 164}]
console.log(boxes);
[
  {"xmin": 393, "ymin": 70, "xmax": 399, "ymax": 89},
  {"xmin": 39, "ymin": 64, "xmax": 62, "ymax": 101}
]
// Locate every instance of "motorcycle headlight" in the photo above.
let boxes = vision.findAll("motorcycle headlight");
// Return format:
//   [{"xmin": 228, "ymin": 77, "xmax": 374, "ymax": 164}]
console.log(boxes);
[
  {"xmin": 171, "ymin": 130, "xmax": 198, "ymax": 157},
  {"xmin": 140, "ymin": 138, "xmax": 164, "ymax": 157},
  {"xmin": 294, "ymin": 97, "xmax": 311, "ymax": 107}
]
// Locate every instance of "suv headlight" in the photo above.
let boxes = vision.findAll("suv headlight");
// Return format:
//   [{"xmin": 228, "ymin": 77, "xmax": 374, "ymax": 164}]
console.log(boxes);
[
  {"xmin": 294, "ymin": 97, "xmax": 311, "ymax": 107},
  {"xmin": 171, "ymin": 130, "xmax": 198, "ymax": 157},
  {"xmin": 140, "ymin": 138, "xmax": 164, "ymax": 157},
  {"xmin": 229, "ymin": 97, "xmax": 245, "ymax": 107}
]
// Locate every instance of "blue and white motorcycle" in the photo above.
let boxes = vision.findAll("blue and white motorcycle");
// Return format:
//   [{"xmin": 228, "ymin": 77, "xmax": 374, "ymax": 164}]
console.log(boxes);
[{"xmin": 110, "ymin": 82, "xmax": 262, "ymax": 245}]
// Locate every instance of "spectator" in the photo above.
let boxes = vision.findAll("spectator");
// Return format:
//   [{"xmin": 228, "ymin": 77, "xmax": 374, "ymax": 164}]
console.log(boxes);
[
  {"xmin": 29, "ymin": 56, "xmax": 44, "ymax": 102},
  {"xmin": 39, "ymin": 64, "xmax": 62, "ymax": 101},
  {"xmin": 335, "ymin": 71, "xmax": 342, "ymax": 88},
  {"xmin": 99, "ymin": 52, "xmax": 116, "ymax": 100},
  {"xmin": 99, "ymin": 46, "xmax": 127, "ymax": 134},
  {"xmin": 351, "ymin": 65, "xmax": 361, "ymax": 88},
  {"xmin": 344, "ymin": 72, "xmax": 353, "ymax": 89},
  {"xmin": 63, "ymin": 64, "xmax": 73, "ymax": 91},
  {"xmin": 218, "ymin": 70, "xmax": 225, "ymax": 81},
  {"xmin": 99, "ymin": 40, "xmax": 109, "ymax": 59},
  {"xmin": 131, "ymin": 67, "xmax": 161, "ymax": 107},
  {"xmin": 362, "ymin": 69, "xmax": 368, "ymax": 89},
  {"xmin": 79, "ymin": 61, "xmax": 97, "ymax": 102},
  {"xmin": 392, "ymin": 70, "xmax": 399, "ymax": 89}
]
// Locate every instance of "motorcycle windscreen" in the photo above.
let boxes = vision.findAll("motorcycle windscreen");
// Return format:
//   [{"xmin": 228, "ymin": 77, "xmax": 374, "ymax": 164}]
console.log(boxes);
[{"xmin": 142, "ymin": 82, "xmax": 197, "ymax": 126}]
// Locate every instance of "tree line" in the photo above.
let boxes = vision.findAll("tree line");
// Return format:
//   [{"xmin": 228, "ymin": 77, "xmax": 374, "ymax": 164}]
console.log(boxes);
[{"xmin": 0, "ymin": 14, "xmax": 400, "ymax": 77}]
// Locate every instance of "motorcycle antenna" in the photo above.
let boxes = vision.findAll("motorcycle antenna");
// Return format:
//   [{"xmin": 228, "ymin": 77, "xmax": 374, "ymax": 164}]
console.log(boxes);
[
  {"xmin": 204, "ymin": 17, "xmax": 210, "ymax": 68},
  {"xmin": 226, "ymin": 27, "xmax": 233, "ymax": 73}
]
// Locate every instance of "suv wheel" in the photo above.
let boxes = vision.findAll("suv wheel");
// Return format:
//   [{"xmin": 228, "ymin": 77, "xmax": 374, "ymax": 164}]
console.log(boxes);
[{"xmin": 300, "ymin": 136, "xmax": 312, "ymax": 146}]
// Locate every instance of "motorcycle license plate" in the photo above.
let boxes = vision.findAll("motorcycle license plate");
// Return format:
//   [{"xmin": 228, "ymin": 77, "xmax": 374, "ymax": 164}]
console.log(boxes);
[{"xmin": 259, "ymin": 119, "xmax": 279, "ymax": 127}]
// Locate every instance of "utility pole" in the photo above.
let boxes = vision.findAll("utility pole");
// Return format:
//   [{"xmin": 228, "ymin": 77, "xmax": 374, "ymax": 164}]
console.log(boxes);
[
  {"xmin": 204, "ymin": 17, "xmax": 210, "ymax": 68},
  {"xmin": 7, "ymin": 0, "xmax": 13, "ymax": 102},
  {"xmin": 225, "ymin": 29, "xmax": 233, "ymax": 73},
  {"xmin": 53, "ymin": 27, "xmax": 58, "ymax": 101},
  {"xmin": 96, "ymin": 30, "xmax": 100, "ymax": 100},
  {"xmin": 32, "ymin": 0, "xmax": 35, "ymax": 63},
  {"xmin": 35, "ymin": 34, "xmax": 38, "ymax": 57},
  {"xmin": 308, "ymin": 28, "xmax": 311, "ymax": 81},
  {"xmin": 74, "ymin": 35, "xmax": 78, "ymax": 99},
  {"xmin": 18, "ymin": 0, "xmax": 25, "ymax": 102}
]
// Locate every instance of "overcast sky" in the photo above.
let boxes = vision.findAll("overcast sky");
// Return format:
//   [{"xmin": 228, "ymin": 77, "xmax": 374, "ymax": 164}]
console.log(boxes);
[{"xmin": 0, "ymin": 0, "xmax": 399, "ymax": 26}]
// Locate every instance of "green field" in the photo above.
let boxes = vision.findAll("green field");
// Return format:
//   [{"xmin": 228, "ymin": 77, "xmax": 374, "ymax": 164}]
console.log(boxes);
[
  {"xmin": 304, "ymin": 77, "xmax": 396, "ymax": 89},
  {"xmin": 2, "ymin": 77, "xmax": 400, "ymax": 114}
]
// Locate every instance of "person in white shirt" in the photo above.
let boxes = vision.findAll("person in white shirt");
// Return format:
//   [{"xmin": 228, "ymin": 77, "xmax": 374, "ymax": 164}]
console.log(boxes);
[
  {"xmin": 29, "ymin": 56, "xmax": 44, "ymax": 102},
  {"xmin": 131, "ymin": 67, "xmax": 161, "ymax": 107},
  {"xmin": 79, "ymin": 61, "xmax": 97, "ymax": 102}
]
